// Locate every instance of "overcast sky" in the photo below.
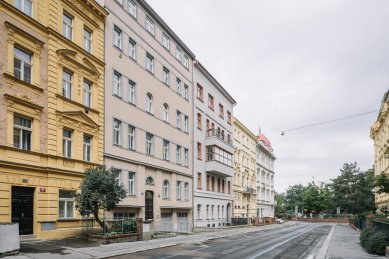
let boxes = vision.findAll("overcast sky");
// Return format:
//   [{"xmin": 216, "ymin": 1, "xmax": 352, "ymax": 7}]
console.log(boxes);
[{"xmin": 148, "ymin": 0, "xmax": 389, "ymax": 192}]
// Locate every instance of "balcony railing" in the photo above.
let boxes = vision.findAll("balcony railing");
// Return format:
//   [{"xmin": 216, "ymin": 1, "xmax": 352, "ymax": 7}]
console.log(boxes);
[{"xmin": 206, "ymin": 129, "xmax": 233, "ymax": 145}]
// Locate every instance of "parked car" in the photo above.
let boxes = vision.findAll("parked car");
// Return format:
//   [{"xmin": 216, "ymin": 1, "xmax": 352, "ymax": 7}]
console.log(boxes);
[{"xmin": 276, "ymin": 219, "xmax": 284, "ymax": 224}]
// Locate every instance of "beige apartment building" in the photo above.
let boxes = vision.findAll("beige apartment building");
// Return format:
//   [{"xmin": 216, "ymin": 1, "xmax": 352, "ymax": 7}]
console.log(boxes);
[
  {"xmin": 371, "ymin": 91, "xmax": 389, "ymax": 211},
  {"xmin": 102, "ymin": 0, "xmax": 195, "ymax": 233},
  {"xmin": 232, "ymin": 118, "xmax": 258, "ymax": 219}
]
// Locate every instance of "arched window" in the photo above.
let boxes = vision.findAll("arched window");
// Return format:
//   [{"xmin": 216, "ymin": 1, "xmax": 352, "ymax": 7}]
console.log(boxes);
[
  {"xmin": 197, "ymin": 113, "xmax": 202, "ymax": 129},
  {"xmin": 206, "ymin": 205, "xmax": 209, "ymax": 219},
  {"xmin": 146, "ymin": 93, "xmax": 153, "ymax": 113},
  {"xmin": 163, "ymin": 103, "xmax": 169, "ymax": 122},
  {"xmin": 211, "ymin": 122, "xmax": 214, "ymax": 130},
  {"xmin": 197, "ymin": 204, "xmax": 201, "ymax": 219},
  {"xmin": 146, "ymin": 176, "xmax": 154, "ymax": 185},
  {"xmin": 211, "ymin": 205, "xmax": 214, "ymax": 219},
  {"xmin": 162, "ymin": 180, "xmax": 169, "ymax": 198},
  {"xmin": 221, "ymin": 130, "xmax": 224, "ymax": 140},
  {"xmin": 227, "ymin": 134, "xmax": 231, "ymax": 143},
  {"xmin": 206, "ymin": 119, "xmax": 210, "ymax": 131}
]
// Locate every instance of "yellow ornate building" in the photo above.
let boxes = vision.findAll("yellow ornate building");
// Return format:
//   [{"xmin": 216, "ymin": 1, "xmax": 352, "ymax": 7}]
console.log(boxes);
[
  {"xmin": 371, "ymin": 91, "xmax": 389, "ymax": 212},
  {"xmin": 0, "ymin": 0, "xmax": 107, "ymax": 239},
  {"xmin": 232, "ymin": 118, "xmax": 257, "ymax": 218}
]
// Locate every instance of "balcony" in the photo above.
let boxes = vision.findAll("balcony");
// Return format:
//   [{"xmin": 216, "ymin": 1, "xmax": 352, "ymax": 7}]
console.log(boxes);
[
  {"xmin": 205, "ymin": 160, "xmax": 234, "ymax": 178},
  {"xmin": 241, "ymin": 186, "xmax": 256, "ymax": 194},
  {"xmin": 206, "ymin": 129, "xmax": 234, "ymax": 152}
]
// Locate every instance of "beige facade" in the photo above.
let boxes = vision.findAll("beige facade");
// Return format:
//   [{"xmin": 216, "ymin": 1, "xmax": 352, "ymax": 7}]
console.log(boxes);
[
  {"xmin": 371, "ymin": 91, "xmax": 389, "ymax": 211},
  {"xmin": 0, "ymin": 0, "xmax": 107, "ymax": 239},
  {"xmin": 103, "ymin": 0, "xmax": 195, "ymax": 233},
  {"xmin": 232, "ymin": 118, "xmax": 257, "ymax": 218}
]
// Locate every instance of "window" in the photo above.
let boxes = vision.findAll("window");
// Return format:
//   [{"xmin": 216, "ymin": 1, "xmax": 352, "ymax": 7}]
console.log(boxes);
[
  {"xmin": 183, "ymin": 55, "xmax": 189, "ymax": 69},
  {"xmin": 146, "ymin": 53, "xmax": 154, "ymax": 73},
  {"xmin": 113, "ymin": 71, "xmax": 122, "ymax": 97},
  {"xmin": 15, "ymin": 0, "xmax": 32, "ymax": 16},
  {"xmin": 206, "ymin": 145, "xmax": 233, "ymax": 166},
  {"xmin": 184, "ymin": 148, "xmax": 188, "ymax": 166},
  {"xmin": 63, "ymin": 129, "xmax": 72, "ymax": 158},
  {"xmin": 176, "ymin": 111, "xmax": 181, "ymax": 129},
  {"xmin": 176, "ymin": 78, "xmax": 181, "ymax": 94},
  {"xmin": 197, "ymin": 113, "xmax": 202, "ymax": 129},
  {"xmin": 83, "ymin": 81, "xmax": 92, "ymax": 107},
  {"xmin": 162, "ymin": 140, "xmax": 169, "ymax": 160},
  {"xmin": 62, "ymin": 70, "xmax": 72, "ymax": 99},
  {"xmin": 211, "ymin": 205, "xmax": 214, "ymax": 219},
  {"xmin": 176, "ymin": 181, "xmax": 182, "ymax": 200},
  {"xmin": 197, "ymin": 173, "xmax": 202, "ymax": 189},
  {"xmin": 114, "ymin": 212, "xmax": 135, "ymax": 219},
  {"xmin": 146, "ymin": 176, "xmax": 154, "ymax": 185},
  {"xmin": 163, "ymin": 180, "xmax": 169, "ymax": 198},
  {"xmin": 14, "ymin": 47, "xmax": 32, "ymax": 83},
  {"xmin": 206, "ymin": 205, "xmax": 209, "ymax": 219},
  {"xmin": 219, "ymin": 103, "xmax": 224, "ymax": 118},
  {"xmin": 218, "ymin": 205, "xmax": 220, "ymax": 219},
  {"xmin": 175, "ymin": 47, "xmax": 182, "ymax": 62},
  {"xmin": 117, "ymin": 0, "xmax": 123, "ymax": 6},
  {"xmin": 227, "ymin": 111, "xmax": 232, "ymax": 124},
  {"xmin": 146, "ymin": 93, "xmax": 153, "ymax": 113},
  {"xmin": 208, "ymin": 94, "xmax": 214, "ymax": 110},
  {"xmin": 163, "ymin": 103, "xmax": 169, "ymax": 122},
  {"xmin": 184, "ymin": 116, "xmax": 189, "ymax": 133},
  {"xmin": 184, "ymin": 85, "xmax": 189, "ymax": 100},
  {"xmin": 128, "ymin": 0, "xmax": 137, "ymax": 18},
  {"xmin": 196, "ymin": 84, "xmax": 203, "ymax": 101},
  {"xmin": 83, "ymin": 135, "xmax": 92, "ymax": 162},
  {"xmin": 129, "ymin": 38, "xmax": 136, "ymax": 60},
  {"xmin": 13, "ymin": 115, "xmax": 32, "ymax": 150},
  {"xmin": 146, "ymin": 132, "xmax": 153, "ymax": 155},
  {"xmin": 197, "ymin": 142, "xmax": 202, "ymax": 160},
  {"xmin": 128, "ymin": 125, "xmax": 135, "ymax": 150},
  {"xmin": 206, "ymin": 175, "xmax": 210, "ymax": 191},
  {"xmin": 211, "ymin": 176, "xmax": 215, "ymax": 191},
  {"xmin": 222, "ymin": 179, "xmax": 225, "ymax": 193},
  {"xmin": 176, "ymin": 145, "xmax": 181, "ymax": 164},
  {"xmin": 128, "ymin": 172, "xmax": 135, "ymax": 195},
  {"xmin": 228, "ymin": 181, "xmax": 231, "ymax": 194},
  {"xmin": 113, "ymin": 26, "xmax": 122, "ymax": 49},
  {"xmin": 113, "ymin": 119, "xmax": 121, "ymax": 146},
  {"xmin": 217, "ymin": 178, "xmax": 221, "ymax": 192},
  {"xmin": 59, "ymin": 190, "xmax": 74, "ymax": 219},
  {"xmin": 84, "ymin": 27, "xmax": 92, "ymax": 53},
  {"xmin": 206, "ymin": 119, "xmax": 210, "ymax": 131},
  {"xmin": 63, "ymin": 13, "xmax": 73, "ymax": 40},
  {"xmin": 162, "ymin": 33, "xmax": 170, "ymax": 50},
  {"xmin": 197, "ymin": 204, "xmax": 201, "ymax": 219},
  {"xmin": 146, "ymin": 17, "xmax": 155, "ymax": 35},
  {"xmin": 162, "ymin": 67, "xmax": 169, "ymax": 85},
  {"xmin": 128, "ymin": 80, "xmax": 136, "ymax": 104},
  {"xmin": 113, "ymin": 168, "xmax": 122, "ymax": 186}
]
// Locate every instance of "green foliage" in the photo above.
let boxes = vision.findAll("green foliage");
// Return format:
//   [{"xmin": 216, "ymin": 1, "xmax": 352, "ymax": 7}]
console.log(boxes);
[
  {"xmin": 284, "ymin": 184, "xmax": 305, "ymax": 211},
  {"xmin": 365, "ymin": 231, "xmax": 388, "ymax": 255},
  {"xmin": 360, "ymin": 227, "xmax": 377, "ymax": 247},
  {"xmin": 274, "ymin": 192, "xmax": 286, "ymax": 216},
  {"xmin": 75, "ymin": 166, "xmax": 127, "ymax": 229},
  {"xmin": 375, "ymin": 172, "xmax": 389, "ymax": 194}
]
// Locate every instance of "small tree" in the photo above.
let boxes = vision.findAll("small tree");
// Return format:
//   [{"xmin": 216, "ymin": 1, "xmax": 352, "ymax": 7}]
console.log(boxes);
[
  {"xmin": 75, "ymin": 166, "xmax": 127, "ymax": 230},
  {"xmin": 375, "ymin": 171, "xmax": 389, "ymax": 194}
]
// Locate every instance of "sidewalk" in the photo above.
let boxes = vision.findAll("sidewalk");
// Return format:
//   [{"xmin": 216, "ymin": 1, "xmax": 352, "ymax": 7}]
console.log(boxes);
[
  {"xmin": 317, "ymin": 223, "xmax": 386, "ymax": 259},
  {"xmin": 6, "ymin": 222, "xmax": 294, "ymax": 259}
]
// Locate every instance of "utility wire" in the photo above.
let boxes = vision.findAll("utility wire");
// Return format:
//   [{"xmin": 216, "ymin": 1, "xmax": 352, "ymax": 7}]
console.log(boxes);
[{"xmin": 281, "ymin": 110, "xmax": 378, "ymax": 136}]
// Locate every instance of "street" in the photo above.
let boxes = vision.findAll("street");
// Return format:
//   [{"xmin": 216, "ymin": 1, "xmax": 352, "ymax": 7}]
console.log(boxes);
[{"xmin": 111, "ymin": 223, "xmax": 331, "ymax": 259}]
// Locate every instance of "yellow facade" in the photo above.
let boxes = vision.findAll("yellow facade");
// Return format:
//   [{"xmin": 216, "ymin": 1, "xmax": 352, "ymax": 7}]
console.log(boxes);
[
  {"xmin": 232, "ymin": 118, "xmax": 258, "ymax": 218},
  {"xmin": 371, "ymin": 91, "xmax": 389, "ymax": 212},
  {"xmin": 0, "ymin": 0, "xmax": 107, "ymax": 239}
]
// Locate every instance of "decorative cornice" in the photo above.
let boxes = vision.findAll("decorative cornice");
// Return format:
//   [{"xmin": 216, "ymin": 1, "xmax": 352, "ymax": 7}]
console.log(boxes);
[
  {"xmin": 4, "ymin": 93, "xmax": 44, "ymax": 110},
  {"xmin": 56, "ymin": 110, "xmax": 99, "ymax": 128},
  {"xmin": 56, "ymin": 48, "xmax": 100, "ymax": 76},
  {"xmin": 5, "ymin": 21, "xmax": 45, "ymax": 46},
  {"xmin": 3, "ymin": 72, "xmax": 44, "ymax": 92},
  {"xmin": 56, "ymin": 94, "xmax": 99, "ymax": 114}
]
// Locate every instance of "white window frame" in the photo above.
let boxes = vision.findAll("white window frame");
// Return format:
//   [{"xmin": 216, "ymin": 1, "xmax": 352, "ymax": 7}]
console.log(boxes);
[
  {"xmin": 113, "ymin": 26, "xmax": 122, "ymax": 49},
  {"xmin": 128, "ymin": 80, "xmax": 136, "ymax": 104},
  {"xmin": 162, "ymin": 33, "xmax": 170, "ymax": 50},
  {"xmin": 62, "ymin": 70, "xmax": 72, "ymax": 99},
  {"xmin": 129, "ymin": 38, "xmax": 136, "ymax": 60},
  {"xmin": 15, "ymin": 0, "xmax": 32, "ymax": 16},
  {"xmin": 175, "ymin": 47, "xmax": 182, "ymax": 62},
  {"xmin": 176, "ymin": 111, "xmax": 181, "ymax": 129},
  {"xmin": 184, "ymin": 182, "xmax": 189, "ymax": 200},
  {"xmin": 63, "ymin": 129, "xmax": 72, "ymax": 158},
  {"xmin": 176, "ymin": 78, "xmax": 181, "ymax": 94},
  {"xmin": 14, "ymin": 47, "xmax": 32, "ymax": 83},
  {"xmin": 163, "ymin": 139, "xmax": 169, "ymax": 161},
  {"xmin": 128, "ymin": 0, "xmax": 137, "ymax": 18},
  {"xmin": 162, "ymin": 67, "xmax": 169, "ymax": 85},
  {"xmin": 63, "ymin": 13, "xmax": 73, "ymax": 40},
  {"xmin": 163, "ymin": 180, "xmax": 169, "ymax": 199},
  {"xmin": 184, "ymin": 84, "xmax": 189, "ymax": 100},
  {"xmin": 83, "ymin": 134, "xmax": 92, "ymax": 162},
  {"xmin": 128, "ymin": 171, "xmax": 135, "ymax": 195},
  {"xmin": 113, "ymin": 71, "xmax": 122, "ymax": 97},
  {"xmin": 184, "ymin": 148, "xmax": 188, "ymax": 166},
  {"xmin": 176, "ymin": 181, "xmax": 182, "ymax": 200},
  {"xmin": 59, "ymin": 190, "xmax": 75, "ymax": 219},
  {"xmin": 176, "ymin": 145, "xmax": 181, "ymax": 165},
  {"xmin": 83, "ymin": 27, "xmax": 92, "ymax": 53},
  {"xmin": 145, "ymin": 17, "xmax": 155, "ymax": 35},
  {"xmin": 146, "ymin": 53, "xmax": 154, "ymax": 73},
  {"xmin": 146, "ymin": 132, "xmax": 153, "ymax": 155},
  {"xmin": 146, "ymin": 93, "xmax": 153, "ymax": 113},
  {"xmin": 128, "ymin": 125, "xmax": 136, "ymax": 150},
  {"xmin": 113, "ymin": 119, "xmax": 122, "ymax": 146},
  {"xmin": 163, "ymin": 103, "xmax": 169, "ymax": 122},
  {"xmin": 83, "ymin": 81, "xmax": 92, "ymax": 107},
  {"xmin": 13, "ymin": 115, "xmax": 32, "ymax": 151},
  {"xmin": 183, "ymin": 55, "xmax": 189, "ymax": 68},
  {"xmin": 184, "ymin": 115, "xmax": 189, "ymax": 133},
  {"xmin": 113, "ymin": 168, "xmax": 122, "ymax": 186}
]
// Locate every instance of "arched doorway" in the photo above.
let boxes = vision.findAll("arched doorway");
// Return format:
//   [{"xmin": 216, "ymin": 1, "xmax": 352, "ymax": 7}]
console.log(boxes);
[
  {"xmin": 145, "ymin": 191, "xmax": 153, "ymax": 220},
  {"xmin": 226, "ymin": 202, "xmax": 231, "ymax": 223}
]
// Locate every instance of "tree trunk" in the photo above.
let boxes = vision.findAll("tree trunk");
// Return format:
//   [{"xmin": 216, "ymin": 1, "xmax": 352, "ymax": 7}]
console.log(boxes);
[{"xmin": 94, "ymin": 211, "xmax": 108, "ymax": 233}]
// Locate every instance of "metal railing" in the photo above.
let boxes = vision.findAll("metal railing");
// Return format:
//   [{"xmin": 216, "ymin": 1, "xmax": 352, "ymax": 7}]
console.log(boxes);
[
  {"xmin": 194, "ymin": 219, "xmax": 229, "ymax": 228},
  {"xmin": 154, "ymin": 222, "xmax": 193, "ymax": 233},
  {"xmin": 83, "ymin": 217, "xmax": 138, "ymax": 236},
  {"xmin": 206, "ymin": 129, "xmax": 233, "ymax": 145},
  {"xmin": 372, "ymin": 220, "xmax": 389, "ymax": 236}
]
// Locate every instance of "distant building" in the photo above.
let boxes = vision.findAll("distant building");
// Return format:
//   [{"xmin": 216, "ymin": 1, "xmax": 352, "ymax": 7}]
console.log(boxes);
[
  {"xmin": 256, "ymin": 131, "xmax": 276, "ymax": 219},
  {"xmin": 193, "ymin": 60, "xmax": 236, "ymax": 227},
  {"xmin": 233, "ymin": 118, "xmax": 258, "ymax": 219},
  {"xmin": 371, "ymin": 91, "xmax": 389, "ymax": 211}
]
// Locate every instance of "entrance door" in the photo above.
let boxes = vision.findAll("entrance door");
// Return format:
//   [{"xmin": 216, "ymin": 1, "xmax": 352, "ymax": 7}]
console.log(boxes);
[
  {"xmin": 227, "ymin": 203, "xmax": 231, "ymax": 223},
  {"xmin": 12, "ymin": 186, "xmax": 34, "ymax": 235},
  {"xmin": 145, "ymin": 191, "xmax": 153, "ymax": 220},
  {"xmin": 177, "ymin": 212, "xmax": 188, "ymax": 232}
]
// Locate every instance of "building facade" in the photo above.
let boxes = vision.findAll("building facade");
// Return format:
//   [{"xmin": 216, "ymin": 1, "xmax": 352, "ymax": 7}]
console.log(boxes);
[
  {"xmin": 193, "ymin": 61, "xmax": 236, "ymax": 227},
  {"xmin": 371, "ymin": 91, "xmax": 389, "ymax": 211},
  {"xmin": 0, "ymin": 0, "xmax": 107, "ymax": 239},
  {"xmin": 256, "ymin": 132, "xmax": 276, "ymax": 218},
  {"xmin": 232, "ymin": 118, "xmax": 257, "ymax": 219},
  {"xmin": 103, "ymin": 0, "xmax": 195, "ymax": 233}
]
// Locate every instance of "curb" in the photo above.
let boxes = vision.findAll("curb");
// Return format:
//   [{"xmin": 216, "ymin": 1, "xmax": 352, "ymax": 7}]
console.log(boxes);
[{"xmin": 316, "ymin": 223, "xmax": 336, "ymax": 259}]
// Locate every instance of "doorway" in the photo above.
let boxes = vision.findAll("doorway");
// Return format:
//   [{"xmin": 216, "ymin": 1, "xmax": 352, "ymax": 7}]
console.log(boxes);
[
  {"xmin": 145, "ymin": 191, "xmax": 153, "ymax": 220},
  {"xmin": 12, "ymin": 186, "xmax": 34, "ymax": 235}
]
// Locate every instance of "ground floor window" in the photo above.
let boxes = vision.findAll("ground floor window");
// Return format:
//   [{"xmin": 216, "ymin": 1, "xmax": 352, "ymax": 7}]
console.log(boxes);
[
  {"xmin": 113, "ymin": 212, "xmax": 136, "ymax": 219},
  {"xmin": 59, "ymin": 190, "xmax": 75, "ymax": 219}
]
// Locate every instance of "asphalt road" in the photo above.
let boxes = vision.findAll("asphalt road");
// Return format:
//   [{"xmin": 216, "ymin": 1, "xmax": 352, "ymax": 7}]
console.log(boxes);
[{"xmin": 110, "ymin": 223, "xmax": 332, "ymax": 259}]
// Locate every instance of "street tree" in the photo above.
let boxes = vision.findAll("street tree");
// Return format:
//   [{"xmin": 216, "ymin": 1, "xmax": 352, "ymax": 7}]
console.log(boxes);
[
  {"xmin": 274, "ymin": 192, "xmax": 286, "ymax": 216},
  {"xmin": 284, "ymin": 184, "xmax": 305, "ymax": 212},
  {"xmin": 375, "ymin": 171, "xmax": 389, "ymax": 194},
  {"xmin": 75, "ymin": 166, "xmax": 127, "ymax": 229}
]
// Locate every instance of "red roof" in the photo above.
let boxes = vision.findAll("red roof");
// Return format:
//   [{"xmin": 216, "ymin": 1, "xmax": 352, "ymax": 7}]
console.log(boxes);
[{"xmin": 257, "ymin": 133, "xmax": 273, "ymax": 152}]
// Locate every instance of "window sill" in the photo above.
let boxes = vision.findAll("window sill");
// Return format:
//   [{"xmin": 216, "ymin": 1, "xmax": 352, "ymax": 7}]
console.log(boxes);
[
  {"xmin": 57, "ymin": 218, "xmax": 79, "ymax": 222},
  {"xmin": 3, "ymin": 72, "xmax": 43, "ymax": 92},
  {"xmin": 56, "ymin": 94, "xmax": 99, "ymax": 114},
  {"xmin": 113, "ymin": 45, "xmax": 123, "ymax": 52}
]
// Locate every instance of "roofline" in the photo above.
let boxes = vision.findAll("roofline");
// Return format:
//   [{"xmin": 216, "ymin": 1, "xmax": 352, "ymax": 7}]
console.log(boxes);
[
  {"xmin": 195, "ymin": 60, "xmax": 237, "ymax": 105},
  {"xmin": 257, "ymin": 141, "xmax": 276, "ymax": 159},
  {"xmin": 233, "ymin": 117, "xmax": 257, "ymax": 140},
  {"xmin": 138, "ymin": 0, "xmax": 195, "ymax": 59},
  {"xmin": 377, "ymin": 90, "xmax": 389, "ymax": 120}
]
